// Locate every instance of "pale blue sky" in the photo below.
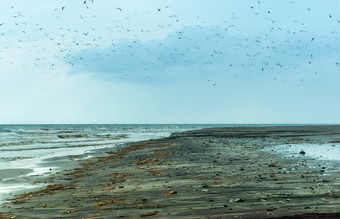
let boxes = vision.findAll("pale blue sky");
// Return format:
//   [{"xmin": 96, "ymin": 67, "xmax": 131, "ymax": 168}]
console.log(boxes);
[{"xmin": 1, "ymin": 0, "xmax": 340, "ymax": 124}]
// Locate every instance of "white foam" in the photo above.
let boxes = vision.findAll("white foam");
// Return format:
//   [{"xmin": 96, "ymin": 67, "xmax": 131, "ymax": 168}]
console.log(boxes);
[
  {"xmin": 0, "ymin": 184, "xmax": 40, "ymax": 205},
  {"xmin": 26, "ymin": 167, "xmax": 58, "ymax": 177}
]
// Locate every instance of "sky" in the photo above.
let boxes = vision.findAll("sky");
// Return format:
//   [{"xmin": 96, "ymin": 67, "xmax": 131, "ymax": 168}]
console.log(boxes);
[{"xmin": 1, "ymin": 0, "xmax": 340, "ymax": 124}]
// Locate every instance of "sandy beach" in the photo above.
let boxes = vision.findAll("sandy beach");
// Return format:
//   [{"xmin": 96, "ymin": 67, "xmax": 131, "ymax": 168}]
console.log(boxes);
[{"xmin": 0, "ymin": 125, "xmax": 340, "ymax": 218}]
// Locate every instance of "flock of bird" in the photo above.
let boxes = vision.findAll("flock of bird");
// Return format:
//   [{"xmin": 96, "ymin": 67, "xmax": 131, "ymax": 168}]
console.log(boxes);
[{"xmin": 1, "ymin": 1, "xmax": 340, "ymax": 85}]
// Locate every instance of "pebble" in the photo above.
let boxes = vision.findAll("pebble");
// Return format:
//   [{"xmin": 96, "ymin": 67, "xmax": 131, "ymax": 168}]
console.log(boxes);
[
  {"xmin": 229, "ymin": 198, "xmax": 245, "ymax": 203},
  {"xmin": 266, "ymin": 206, "xmax": 277, "ymax": 211},
  {"xmin": 299, "ymin": 150, "xmax": 306, "ymax": 155}
]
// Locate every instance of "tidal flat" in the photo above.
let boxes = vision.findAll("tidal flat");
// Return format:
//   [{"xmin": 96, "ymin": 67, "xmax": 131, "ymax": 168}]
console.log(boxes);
[{"xmin": 1, "ymin": 126, "xmax": 340, "ymax": 218}]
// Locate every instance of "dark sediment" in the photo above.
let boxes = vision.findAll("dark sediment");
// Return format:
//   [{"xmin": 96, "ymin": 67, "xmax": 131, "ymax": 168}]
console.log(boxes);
[{"xmin": 0, "ymin": 125, "xmax": 339, "ymax": 218}]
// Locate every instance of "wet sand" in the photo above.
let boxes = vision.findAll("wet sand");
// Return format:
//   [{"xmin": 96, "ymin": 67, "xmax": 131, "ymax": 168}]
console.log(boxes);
[
  {"xmin": 0, "ymin": 169, "xmax": 33, "ymax": 181},
  {"xmin": 0, "ymin": 125, "xmax": 340, "ymax": 218}
]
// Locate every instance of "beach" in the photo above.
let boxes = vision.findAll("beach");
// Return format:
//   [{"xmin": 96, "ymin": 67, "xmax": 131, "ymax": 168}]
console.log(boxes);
[{"xmin": 0, "ymin": 125, "xmax": 340, "ymax": 218}]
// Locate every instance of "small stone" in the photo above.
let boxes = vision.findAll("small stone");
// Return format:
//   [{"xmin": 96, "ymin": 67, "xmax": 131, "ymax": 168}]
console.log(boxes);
[
  {"xmin": 299, "ymin": 150, "xmax": 306, "ymax": 155},
  {"xmin": 235, "ymin": 198, "xmax": 245, "ymax": 203},
  {"xmin": 140, "ymin": 211, "xmax": 159, "ymax": 217},
  {"xmin": 62, "ymin": 210, "xmax": 71, "ymax": 214},
  {"xmin": 268, "ymin": 163, "xmax": 277, "ymax": 167},
  {"xmin": 267, "ymin": 206, "xmax": 277, "ymax": 211},
  {"xmin": 229, "ymin": 198, "xmax": 245, "ymax": 203},
  {"xmin": 39, "ymin": 203, "xmax": 47, "ymax": 207}
]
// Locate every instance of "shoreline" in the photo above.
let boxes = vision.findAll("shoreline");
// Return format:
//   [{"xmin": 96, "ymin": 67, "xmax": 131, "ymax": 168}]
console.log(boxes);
[{"xmin": 1, "ymin": 125, "xmax": 340, "ymax": 218}]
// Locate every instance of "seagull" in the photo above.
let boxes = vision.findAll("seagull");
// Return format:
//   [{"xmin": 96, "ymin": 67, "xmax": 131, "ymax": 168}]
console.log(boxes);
[
  {"xmin": 265, "ymin": 17, "xmax": 277, "ymax": 23},
  {"xmin": 116, "ymin": 7, "xmax": 122, "ymax": 11}
]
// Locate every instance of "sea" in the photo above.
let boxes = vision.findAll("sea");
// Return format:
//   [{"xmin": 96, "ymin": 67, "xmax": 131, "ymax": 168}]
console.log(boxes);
[{"xmin": 0, "ymin": 124, "xmax": 228, "ymax": 203}]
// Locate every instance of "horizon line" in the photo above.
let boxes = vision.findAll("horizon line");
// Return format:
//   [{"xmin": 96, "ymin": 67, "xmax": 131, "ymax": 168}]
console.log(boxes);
[{"xmin": 1, "ymin": 123, "xmax": 340, "ymax": 126}]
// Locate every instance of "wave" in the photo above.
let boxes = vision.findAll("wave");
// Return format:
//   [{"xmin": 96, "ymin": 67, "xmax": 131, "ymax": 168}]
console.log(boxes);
[{"xmin": 0, "ymin": 128, "xmax": 13, "ymax": 133}]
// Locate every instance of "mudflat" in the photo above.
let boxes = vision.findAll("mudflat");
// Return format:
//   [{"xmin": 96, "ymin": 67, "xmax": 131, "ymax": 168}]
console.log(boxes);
[{"xmin": 1, "ymin": 125, "xmax": 340, "ymax": 218}]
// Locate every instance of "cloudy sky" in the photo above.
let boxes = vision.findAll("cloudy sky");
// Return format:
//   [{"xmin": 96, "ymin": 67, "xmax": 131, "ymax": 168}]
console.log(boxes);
[{"xmin": 1, "ymin": 0, "xmax": 340, "ymax": 124}]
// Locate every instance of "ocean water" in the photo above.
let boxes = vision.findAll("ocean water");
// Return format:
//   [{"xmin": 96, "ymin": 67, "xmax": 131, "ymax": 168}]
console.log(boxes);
[{"xmin": 0, "ymin": 124, "xmax": 227, "ymax": 203}]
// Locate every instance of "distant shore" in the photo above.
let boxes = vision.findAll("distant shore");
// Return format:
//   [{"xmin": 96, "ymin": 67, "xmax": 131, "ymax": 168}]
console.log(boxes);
[{"xmin": 1, "ymin": 125, "xmax": 340, "ymax": 218}]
